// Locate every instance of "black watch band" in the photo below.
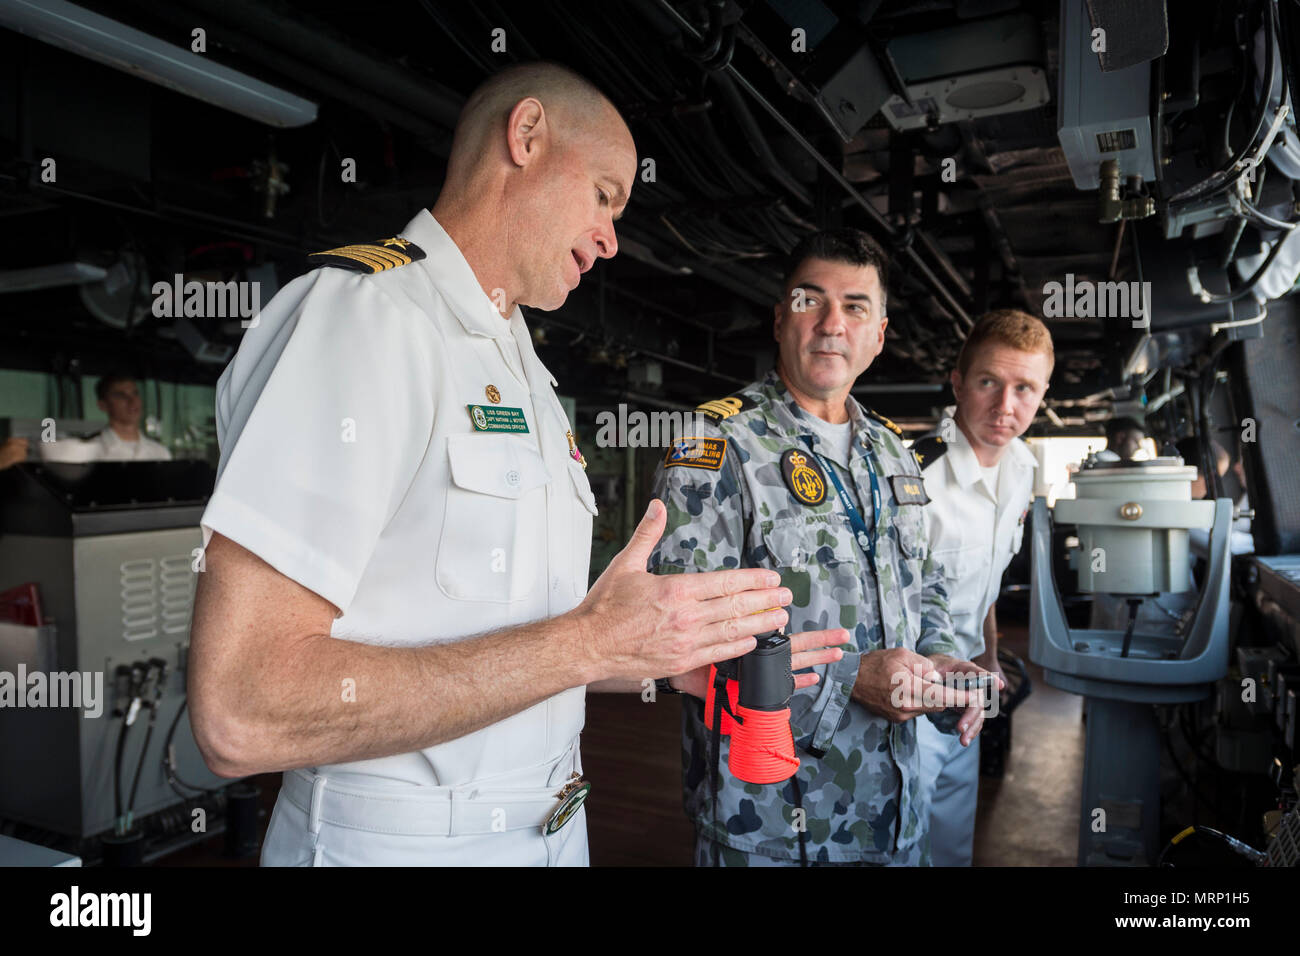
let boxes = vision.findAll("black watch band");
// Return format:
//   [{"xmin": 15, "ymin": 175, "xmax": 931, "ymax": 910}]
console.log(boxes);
[{"xmin": 655, "ymin": 677, "xmax": 681, "ymax": 695}]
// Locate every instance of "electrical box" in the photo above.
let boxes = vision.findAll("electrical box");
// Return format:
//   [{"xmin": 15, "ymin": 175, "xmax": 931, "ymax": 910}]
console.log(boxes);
[{"xmin": 1057, "ymin": 0, "xmax": 1156, "ymax": 190}]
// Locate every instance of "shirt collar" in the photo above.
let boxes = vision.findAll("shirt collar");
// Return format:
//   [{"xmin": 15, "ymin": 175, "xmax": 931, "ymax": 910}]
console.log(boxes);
[
  {"xmin": 508, "ymin": 311, "xmax": 558, "ymax": 388},
  {"xmin": 940, "ymin": 404, "xmax": 1037, "ymax": 487},
  {"xmin": 402, "ymin": 209, "xmax": 514, "ymax": 340},
  {"xmin": 758, "ymin": 368, "xmax": 872, "ymax": 464},
  {"xmin": 402, "ymin": 208, "xmax": 558, "ymax": 388}
]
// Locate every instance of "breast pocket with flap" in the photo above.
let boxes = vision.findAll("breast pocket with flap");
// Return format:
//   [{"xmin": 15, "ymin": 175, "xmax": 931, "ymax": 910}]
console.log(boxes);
[{"xmin": 436, "ymin": 433, "xmax": 551, "ymax": 603}]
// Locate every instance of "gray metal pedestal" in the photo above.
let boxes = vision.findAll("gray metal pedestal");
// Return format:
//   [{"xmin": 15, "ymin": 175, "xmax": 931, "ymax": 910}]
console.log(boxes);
[{"xmin": 1077, "ymin": 698, "xmax": 1161, "ymax": 866}]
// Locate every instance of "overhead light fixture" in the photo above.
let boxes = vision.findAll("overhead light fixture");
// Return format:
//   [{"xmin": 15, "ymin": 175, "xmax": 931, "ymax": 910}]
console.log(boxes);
[
  {"xmin": 0, "ymin": 0, "xmax": 318, "ymax": 128},
  {"xmin": 880, "ymin": 13, "xmax": 1050, "ymax": 132}
]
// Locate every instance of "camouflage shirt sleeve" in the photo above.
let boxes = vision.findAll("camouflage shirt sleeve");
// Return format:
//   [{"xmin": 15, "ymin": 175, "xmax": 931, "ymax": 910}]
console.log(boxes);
[
  {"xmin": 647, "ymin": 423, "xmax": 749, "ymax": 575},
  {"xmin": 915, "ymin": 500, "xmax": 958, "ymax": 659}
]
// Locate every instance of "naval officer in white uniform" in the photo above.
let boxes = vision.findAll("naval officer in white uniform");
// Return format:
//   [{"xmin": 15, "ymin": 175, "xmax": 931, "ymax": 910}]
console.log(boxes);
[
  {"xmin": 911, "ymin": 309, "xmax": 1053, "ymax": 866},
  {"xmin": 186, "ymin": 62, "xmax": 833, "ymax": 867}
]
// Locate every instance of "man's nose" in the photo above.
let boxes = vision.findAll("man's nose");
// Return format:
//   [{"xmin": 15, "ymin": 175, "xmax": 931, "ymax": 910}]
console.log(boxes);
[
  {"xmin": 594, "ymin": 223, "xmax": 617, "ymax": 260},
  {"xmin": 815, "ymin": 305, "xmax": 847, "ymax": 334},
  {"xmin": 997, "ymin": 387, "xmax": 1017, "ymax": 414}
]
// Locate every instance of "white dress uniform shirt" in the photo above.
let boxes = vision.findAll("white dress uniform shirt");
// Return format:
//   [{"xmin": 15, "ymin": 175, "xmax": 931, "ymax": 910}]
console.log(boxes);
[
  {"xmin": 199, "ymin": 209, "xmax": 599, "ymax": 866},
  {"xmin": 39, "ymin": 428, "xmax": 172, "ymax": 462},
  {"xmin": 918, "ymin": 407, "xmax": 1036, "ymax": 661},
  {"xmin": 92, "ymin": 429, "xmax": 172, "ymax": 461},
  {"xmin": 915, "ymin": 406, "xmax": 1036, "ymax": 866}
]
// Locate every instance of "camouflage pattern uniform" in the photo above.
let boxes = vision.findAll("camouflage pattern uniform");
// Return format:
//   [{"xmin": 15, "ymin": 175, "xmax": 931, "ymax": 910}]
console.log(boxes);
[{"xmin": 648, "ymin": 368, "xmax": 960, "ymax": 865}]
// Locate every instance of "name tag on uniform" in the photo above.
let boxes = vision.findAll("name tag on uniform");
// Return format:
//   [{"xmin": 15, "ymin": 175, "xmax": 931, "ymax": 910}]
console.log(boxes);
[
  {"xmin": 664, "ymin": 436, "xmax": 727, "ymax": 469},
  {"xmin": 466, "ymin": 404, "xmax": 529, "ymax": 433},
  {"xmin": 889, "ymin": 474, "xmax": 930, "ymax": 505}
]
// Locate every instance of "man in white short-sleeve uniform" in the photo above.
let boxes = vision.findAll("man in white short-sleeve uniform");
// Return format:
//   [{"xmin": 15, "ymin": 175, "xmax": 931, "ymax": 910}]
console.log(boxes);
[
  {"xmin": 188, "ymin": 59, "xmax": 837, "ymax": 868},
  {"xmin": 911, "ymin": 309, "xmax": 1052, "ymax": 866},
  {"xmin": 186, "ymin": 62, "xmax": 835, "ymax": 867}
]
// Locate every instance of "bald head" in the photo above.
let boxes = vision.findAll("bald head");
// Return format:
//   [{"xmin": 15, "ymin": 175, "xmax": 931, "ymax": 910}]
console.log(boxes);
[
  {"xmin": 432, "ymin": 62, "xmax": 636, "ymax": 314},
  {"xmin": 447, "ymin": 62, "xmax": 624, "ymax": 185}
]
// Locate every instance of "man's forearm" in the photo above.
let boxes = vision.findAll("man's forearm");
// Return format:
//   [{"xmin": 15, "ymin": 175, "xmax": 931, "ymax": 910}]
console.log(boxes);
[
  {"xmin": 193, "ymin": 610, "xmax": 598, "ymax": 777},
  {"xmin": 588, "ymin": 678, "xmax": 645, "ymax": 692}
]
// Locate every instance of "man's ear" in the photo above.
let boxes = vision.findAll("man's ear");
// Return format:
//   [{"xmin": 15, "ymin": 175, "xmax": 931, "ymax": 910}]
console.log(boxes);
[
  {"xmin": 949, "ymin": 367, "xmax": 962, "ymax": 394},
  {"xmin": 505, "ymin": 97, "xmax": 546, "ymax": 167},
  {"xmin": 96, "ymin": 399, "xmax": 108, "ymax": 414}
]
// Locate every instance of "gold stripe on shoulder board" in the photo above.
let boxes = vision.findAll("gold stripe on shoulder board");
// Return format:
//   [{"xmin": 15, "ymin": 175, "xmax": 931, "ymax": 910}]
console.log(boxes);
[
  {"xmin": 307, "ymin": 236, "xmax": 426, "ymax": 274},
  {"xmin": 320, "ymin": 245, "xmax": 408, "ymax": 269},
  {"xmin": 695, "ymin": 397, "xmax": 746, "ymax": 420}
]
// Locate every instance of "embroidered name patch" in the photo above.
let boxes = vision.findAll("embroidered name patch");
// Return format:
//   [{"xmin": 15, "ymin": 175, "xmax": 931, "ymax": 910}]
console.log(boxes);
[
  {"xmin": 889, "ymin": 474, "xmax": 930, "ymax": 505},
  {"xmin": 663, "ymin": 437, "xmax": 727, "ymax": 470}
]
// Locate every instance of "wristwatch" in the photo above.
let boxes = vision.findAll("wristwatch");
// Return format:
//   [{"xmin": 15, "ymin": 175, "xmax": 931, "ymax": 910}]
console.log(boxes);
[{"xmin": 655, "ymin": 677, "xmax": 681, "ymax": 695}]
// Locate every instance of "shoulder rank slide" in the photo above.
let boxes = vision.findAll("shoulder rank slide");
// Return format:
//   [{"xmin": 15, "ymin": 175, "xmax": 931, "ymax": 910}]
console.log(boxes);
[
  {"xmin": 911, "ymin": 435, "xmax": 948, "ymax": 469},
  {"xmin": 694, "ymin": 394, "xmax": 755, "ymax": 423},
  {"xmin": 664, "ymin": 437, "xmax": 727, "ymax": 470},
  {"xmin": 308, "ymin": 236, "xmax": 425, "ymax": 274},
  {"xmin": 865, "ymin": 407, "xmax": 903, "ymax": 437}
]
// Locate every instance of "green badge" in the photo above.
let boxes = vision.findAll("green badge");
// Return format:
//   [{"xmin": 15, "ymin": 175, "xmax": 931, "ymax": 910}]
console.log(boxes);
[{"xmin": 466, "ymin": 404, "xmax": 529, "ymax": 433}]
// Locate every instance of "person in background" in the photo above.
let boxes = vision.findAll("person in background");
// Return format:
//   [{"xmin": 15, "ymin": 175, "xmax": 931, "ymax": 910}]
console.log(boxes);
[
  {"xmin": 0, "ymin": 436, "xmax": 28, "ymax": 471},
  {"xmin": 39, "ymin": 373, "xmax": 171, "ymax": 462},
  {"xmin": 1177, "ymin": 436, "xmax": 1229, "ymax": 500},
  {"xmin": 648, "ymin": 228, "xmax": 987, "ymax": 867},
  {"xmin": 911, "ymin": 308, "xmax": 1053, "ymax": 866},
  {"xmin": 1177, "ymin": 436, "xmax": 1253, "ymax": 556},
  {"xmin": 1099, "ymin": 417, "xmax": 1146, "ymax": 462}
]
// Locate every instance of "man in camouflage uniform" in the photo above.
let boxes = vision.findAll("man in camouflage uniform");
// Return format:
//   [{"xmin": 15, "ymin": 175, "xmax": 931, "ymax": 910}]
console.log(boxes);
[{"xmin": 648, "ymin": 229, "xmax": 994, "ymax": 866}]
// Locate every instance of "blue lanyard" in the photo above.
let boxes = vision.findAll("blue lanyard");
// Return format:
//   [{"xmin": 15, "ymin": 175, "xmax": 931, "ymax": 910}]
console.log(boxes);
[{"xmin": 800, "ymin": 434, "xmax": 880, "ymax": 564}]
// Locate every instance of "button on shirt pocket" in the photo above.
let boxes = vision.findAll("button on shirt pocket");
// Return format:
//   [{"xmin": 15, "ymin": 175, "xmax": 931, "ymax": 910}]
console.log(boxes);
[{"xmin": 437, "ymin": 433, "xmax": 551, "ymax": 603}]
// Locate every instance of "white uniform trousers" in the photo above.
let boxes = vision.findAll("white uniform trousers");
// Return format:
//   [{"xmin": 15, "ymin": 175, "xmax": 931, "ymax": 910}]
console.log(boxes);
[
  {"xmin": 917, "ymin": 718, "xmax": 980, "ymax": 867},
  {"xmin": 260, "ymin": 736, "xmax": 589, "ymax": 867}
]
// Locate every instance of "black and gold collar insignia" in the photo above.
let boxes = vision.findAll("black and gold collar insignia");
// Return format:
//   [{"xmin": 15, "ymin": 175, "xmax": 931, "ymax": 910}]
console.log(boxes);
[
  {"xmin": 308, "ymin": 236, "xmax": 426, "ymax": 274},
  {"xmin": 781, "ymin": 448, "xmax": 827, "ymax": 505},
  {"xmin": 911, "ymin": 435, "xmax": 948, "ymax": 469}
]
